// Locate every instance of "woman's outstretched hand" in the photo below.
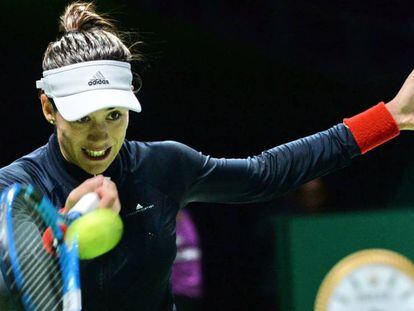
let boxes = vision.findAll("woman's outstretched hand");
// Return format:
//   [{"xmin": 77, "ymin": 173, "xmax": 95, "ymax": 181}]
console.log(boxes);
[{"xmin": 386, "ymin": 69, "xmax": 414, "ymax": 130}]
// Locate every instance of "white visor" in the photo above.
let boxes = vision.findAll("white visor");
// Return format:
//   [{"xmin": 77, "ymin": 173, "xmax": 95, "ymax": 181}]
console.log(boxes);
[{"xmin": 36, "ymin": 60, "xmax": 141, "ymax": 121}]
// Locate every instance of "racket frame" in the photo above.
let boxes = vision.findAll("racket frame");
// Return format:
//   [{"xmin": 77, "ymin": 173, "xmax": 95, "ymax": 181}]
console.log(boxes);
[{"xmin": 0, "ymin": 184, "xmax": 82, "ymax": 311}]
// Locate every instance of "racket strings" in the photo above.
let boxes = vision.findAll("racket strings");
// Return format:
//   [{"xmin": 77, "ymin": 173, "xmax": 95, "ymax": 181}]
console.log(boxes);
[
  {"xmin": 10, "ymin": 196, "xmax": 64, "ymax": 311},
  {"xmin": 18, "ymin": 250, "xmax": 62, "ymax": 307}
]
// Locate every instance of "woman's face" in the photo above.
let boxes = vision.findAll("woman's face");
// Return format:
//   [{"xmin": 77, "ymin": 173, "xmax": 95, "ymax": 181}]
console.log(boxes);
[{"xmin": 54, "ymin": 107, "xmax": 129, "ymax": 175}]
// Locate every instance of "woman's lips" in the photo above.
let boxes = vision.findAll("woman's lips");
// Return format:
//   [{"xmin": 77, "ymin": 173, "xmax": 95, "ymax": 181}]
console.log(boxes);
[{"xmin": 81, "ymin": 147, "xmax": 112, "ymax": 161}]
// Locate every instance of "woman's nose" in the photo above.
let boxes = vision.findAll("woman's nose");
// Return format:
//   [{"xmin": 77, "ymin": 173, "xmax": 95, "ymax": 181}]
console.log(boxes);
[{"xmin": 87, "ymin": 123, "xmax": 109, "ymax": 141}]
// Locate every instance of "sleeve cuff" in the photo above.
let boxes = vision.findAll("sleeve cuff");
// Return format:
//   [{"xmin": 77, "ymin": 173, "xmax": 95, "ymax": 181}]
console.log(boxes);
[{"xmin": 343, "ymin": 102, "xmax": 400, "ymax": 154}]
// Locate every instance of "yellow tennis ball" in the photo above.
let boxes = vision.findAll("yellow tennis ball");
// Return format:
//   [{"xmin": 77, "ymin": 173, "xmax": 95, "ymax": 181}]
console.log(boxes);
[{"xmin": 65, "ymin": 208, "xmax": 124, "ymax": 260}]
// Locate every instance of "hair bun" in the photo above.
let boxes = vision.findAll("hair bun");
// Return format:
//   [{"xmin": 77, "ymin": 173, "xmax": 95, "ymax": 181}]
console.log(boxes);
[{"xmin": 59, "ymin": 2, "xmax": 116, "ymax": 33}]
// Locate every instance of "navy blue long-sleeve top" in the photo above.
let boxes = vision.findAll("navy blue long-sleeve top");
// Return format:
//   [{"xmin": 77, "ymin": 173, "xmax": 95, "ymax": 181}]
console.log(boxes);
[{"xmin": 0, "ymin": 124, "xmax": 359, "ymax": 310}]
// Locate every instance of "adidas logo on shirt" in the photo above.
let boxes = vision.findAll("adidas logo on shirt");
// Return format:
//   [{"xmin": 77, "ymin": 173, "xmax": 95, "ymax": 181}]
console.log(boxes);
[{"xmin": 88, "ymin": 71, "xmax": 110, "ymax": 86}]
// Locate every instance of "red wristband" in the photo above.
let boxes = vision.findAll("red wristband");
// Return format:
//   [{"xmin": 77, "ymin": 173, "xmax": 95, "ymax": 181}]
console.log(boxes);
[{"xmin": 343, "ymin": 102, "xmax": 400, "ymax": 154}]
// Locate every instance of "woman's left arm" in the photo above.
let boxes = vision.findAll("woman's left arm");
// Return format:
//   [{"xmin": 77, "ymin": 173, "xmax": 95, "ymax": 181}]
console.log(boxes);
[
  {"xmin": 181, "ymin": 124, "xmax": 360, "ymax": 205},
  {"xmin": 180, "ymin": 69, "xmax": 414, "ymax": 206}
]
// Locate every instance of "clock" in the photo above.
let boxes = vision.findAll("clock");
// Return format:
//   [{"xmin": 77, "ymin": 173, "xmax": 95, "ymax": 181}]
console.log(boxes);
[{"xmin": 314, "ymin": 249, "xmax": 414, "ymax": 311}]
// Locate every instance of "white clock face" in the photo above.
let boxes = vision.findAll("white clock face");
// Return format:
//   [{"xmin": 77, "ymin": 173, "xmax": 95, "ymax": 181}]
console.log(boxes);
[{"xmin": 328, "ymin": 264, "xmax": 414, "ymax": 311}]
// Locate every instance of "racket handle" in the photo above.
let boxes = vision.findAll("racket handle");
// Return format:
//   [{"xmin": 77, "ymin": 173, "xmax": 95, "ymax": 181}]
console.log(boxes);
[{"xmin": 66, "ymin": 192, "xmax": 100, "ymax": 222}]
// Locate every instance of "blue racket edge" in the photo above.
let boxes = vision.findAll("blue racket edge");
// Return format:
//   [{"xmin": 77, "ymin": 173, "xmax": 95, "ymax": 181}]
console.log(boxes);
[{"xmin": 0, "ymin": 183, "xmax": 82, "ymax": 311}]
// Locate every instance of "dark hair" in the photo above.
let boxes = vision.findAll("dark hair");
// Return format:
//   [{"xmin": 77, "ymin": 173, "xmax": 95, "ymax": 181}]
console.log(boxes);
[{"xmin": 42, "ymin": 2, "xmax": 143, "ymax": 71}]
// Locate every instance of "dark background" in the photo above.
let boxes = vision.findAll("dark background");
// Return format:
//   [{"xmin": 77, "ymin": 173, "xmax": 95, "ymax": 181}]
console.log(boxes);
[{"xmin": 1, "ymin": 0, "xmax": 414, "ymax": 309}]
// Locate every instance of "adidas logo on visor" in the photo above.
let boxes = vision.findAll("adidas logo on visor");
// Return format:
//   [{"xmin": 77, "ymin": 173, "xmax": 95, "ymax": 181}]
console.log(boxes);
[{"xmin": 88, "ymin": 71, "xmax": 110, "ymax": 86}]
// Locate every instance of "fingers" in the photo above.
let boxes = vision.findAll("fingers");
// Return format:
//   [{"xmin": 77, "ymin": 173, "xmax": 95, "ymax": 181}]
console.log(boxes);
[
  {"xmin": 95, "ymin": 177, "xmax": 121, "ymax": 214},
  {"xmin": 65, "ymin": 175, "xmax": 105, "ymax": 212},
  {"xmin": 65, "ymin": 175, "xmax": 121, "ymax": 214},
  {"xmin": 407, "ymin": 68, "xmax": 414, "ymax": 80}
]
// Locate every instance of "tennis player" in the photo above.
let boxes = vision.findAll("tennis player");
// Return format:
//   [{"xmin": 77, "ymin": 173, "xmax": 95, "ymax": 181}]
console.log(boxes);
[{"xmin": 0, "ymin": 2, "xmax": 413, "ymax": 310}]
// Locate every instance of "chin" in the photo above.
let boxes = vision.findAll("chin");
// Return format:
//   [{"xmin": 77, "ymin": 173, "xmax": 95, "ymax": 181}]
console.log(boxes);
[
  {"xmin": 79, "ymin": 156, "xmax": 115, "ymax": 175},
  {"xmin": 84, "ymin": 165, "xmax": 108, "ymax": 176}
]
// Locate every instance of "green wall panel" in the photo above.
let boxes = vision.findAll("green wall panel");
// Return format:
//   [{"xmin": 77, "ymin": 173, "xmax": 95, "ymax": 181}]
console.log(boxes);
[{"xmin": 273, "ymin": 208, "xmax": 414, "ymax": 311}]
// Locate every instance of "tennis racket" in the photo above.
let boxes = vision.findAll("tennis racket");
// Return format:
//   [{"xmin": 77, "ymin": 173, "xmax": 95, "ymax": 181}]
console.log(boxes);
[{"xmin": 0, "ymin": 183, "xmax": 99, "ymax": 311}]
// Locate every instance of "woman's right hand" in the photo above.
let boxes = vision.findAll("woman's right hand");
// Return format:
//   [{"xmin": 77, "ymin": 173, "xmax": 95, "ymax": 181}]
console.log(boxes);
[{"xmin": 64, "ymin": 175, "xmax": 121, "ymax": 214}]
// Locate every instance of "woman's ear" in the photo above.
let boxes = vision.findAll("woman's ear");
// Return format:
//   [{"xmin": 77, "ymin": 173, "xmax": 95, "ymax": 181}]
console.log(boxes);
[{"xmin": 40, "ymin": 94, "xmax": 56, "ymax": 124}]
